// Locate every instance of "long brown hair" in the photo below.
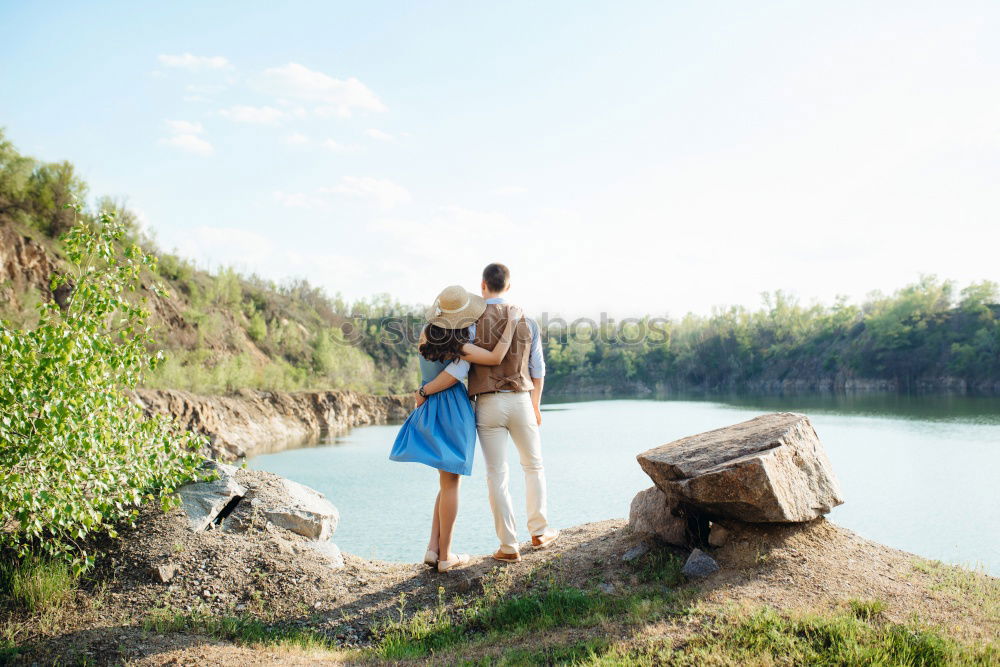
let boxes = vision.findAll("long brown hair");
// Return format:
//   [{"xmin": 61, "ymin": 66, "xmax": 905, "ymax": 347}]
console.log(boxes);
[{"xmin": 419, "ymin": 324, "xmax": 471, "ymax": 362}]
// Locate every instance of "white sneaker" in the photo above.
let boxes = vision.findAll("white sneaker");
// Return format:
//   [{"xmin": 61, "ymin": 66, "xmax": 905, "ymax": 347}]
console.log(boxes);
[{"xmin": 438, "ymin": 553, "xmax": 470, "ymax": 572}]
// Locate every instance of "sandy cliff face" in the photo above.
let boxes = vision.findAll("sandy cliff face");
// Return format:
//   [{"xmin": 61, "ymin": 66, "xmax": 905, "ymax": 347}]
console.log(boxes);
[
  {"xmin": 134, "ymin": 388, "xmax": 413, "ymax": 460},
  {"xmin": 0, "ymin": 224, "xmax": 59, "ymax": 306}
]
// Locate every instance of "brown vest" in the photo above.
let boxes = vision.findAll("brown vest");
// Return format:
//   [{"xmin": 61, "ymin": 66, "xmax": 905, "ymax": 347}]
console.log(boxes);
[{"xmin": 467, "ymin": 303, "xmax": 534, "ymax": 397}]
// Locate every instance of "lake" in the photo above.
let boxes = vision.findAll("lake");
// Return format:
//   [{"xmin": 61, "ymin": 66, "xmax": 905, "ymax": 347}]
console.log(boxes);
[{"xmin": 247, "ymin": 393, "xmax": 1000, "ymax": 574}]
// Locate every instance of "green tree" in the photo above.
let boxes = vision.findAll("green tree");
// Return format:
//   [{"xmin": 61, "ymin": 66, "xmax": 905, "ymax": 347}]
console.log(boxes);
[
  {"xmin": 0, "ymin": 208, "xmax": 205, "ymax": 572},
  {"xmin": 0, "ymin": 128, "xmax": 34, "ymax": 216},
  {"xmin": 26, "ymin": 160, "xmax": 87, "ymax": 237}
]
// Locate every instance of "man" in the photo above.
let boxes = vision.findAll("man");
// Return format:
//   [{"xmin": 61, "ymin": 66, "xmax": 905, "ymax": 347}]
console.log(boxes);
[{"xmin": 416, "ymin": 262, "xmax": 558, "ymax": 562}]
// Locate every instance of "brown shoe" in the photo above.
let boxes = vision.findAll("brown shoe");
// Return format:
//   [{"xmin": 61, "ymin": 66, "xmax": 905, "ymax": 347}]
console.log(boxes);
[
  {"xmin": 531, "ymin": 531, "xmax": 560, "ymax": 549},
  {"xmin": 492, "ymin": 549, "xmax": 522, "ymax": 563}
]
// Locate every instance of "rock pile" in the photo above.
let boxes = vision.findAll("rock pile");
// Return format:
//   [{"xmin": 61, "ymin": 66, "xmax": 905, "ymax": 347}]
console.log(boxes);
[
  {"xmin": 628, "ymin": 412, "xmax": 844, "ymax": 577},
  {"xmin": 178, "ymin": 461, "xmax": 345, "ymax": 569}
]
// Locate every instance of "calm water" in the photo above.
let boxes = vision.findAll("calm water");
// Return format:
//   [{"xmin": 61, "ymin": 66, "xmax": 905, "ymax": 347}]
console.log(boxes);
[{"xmin": 247, "ymin": 394, "xmax": 1000, "ymax": 573}]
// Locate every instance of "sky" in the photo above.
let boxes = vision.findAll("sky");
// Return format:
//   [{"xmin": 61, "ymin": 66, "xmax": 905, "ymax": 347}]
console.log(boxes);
[{"xmin": 1, "ymin": 0, "xmax": 998, "ymax": 319}]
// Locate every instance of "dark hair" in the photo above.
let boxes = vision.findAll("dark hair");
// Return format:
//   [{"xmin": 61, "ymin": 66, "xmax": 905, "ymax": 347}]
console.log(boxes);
[
  {"xmin": 419, "ymin": 324, "xmax": 471, "ymax": 362},
  {"xmin": 482, "ymin": 262, "xmax": 510, "ymax": 293}
]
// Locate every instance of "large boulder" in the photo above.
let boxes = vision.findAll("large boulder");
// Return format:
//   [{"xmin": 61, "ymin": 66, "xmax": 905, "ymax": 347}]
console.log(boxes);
[
  {"xmin": 177, "ymin": 461, "xmax": 247, "ymax": 532},
  {"xmin": 251, "ymin": 478, "xmax": 340, "ymax": 541},
  {"xmin": 628, "ymin": 486, "xmax": 687, "ymax": 545},
  {"xmin": 637, "ymin": 413, "xmax": 843, "ymax": 523}
]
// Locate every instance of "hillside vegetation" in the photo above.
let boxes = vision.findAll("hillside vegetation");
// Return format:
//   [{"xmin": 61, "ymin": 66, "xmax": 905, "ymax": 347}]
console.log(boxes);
[
  {"xmin": 543, "ymin": 279, "xmax": 1000, "ymax": 394},
  {"xmin": 0, "ymin": 130, "xmax": 421, "ymax": 396},
  {"xmin": 2, "ymin": 129, "xmax": 999, "ymax": 397}
]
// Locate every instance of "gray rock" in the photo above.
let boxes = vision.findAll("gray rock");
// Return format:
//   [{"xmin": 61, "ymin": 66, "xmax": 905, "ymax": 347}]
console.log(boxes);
[
  {"xmin": 599, "ymin": 582, "xmax": 615, "ymax": 594},
  {"xmin": 178, "ymin": 461, "xmax": 247, "ymax": 532},
  {"xmin": 637, "ymin": 413, "xmax": 844, "ymax": 523},
  {"xmin": 681, "ymin": 548, "xmax": 719, "ymax": 578},
  {"xmin": 629, "ymin": 486, "xmax": 688, "ymax": 545},
  {"xmin": 622, "ymin": 542, "xmax": 650, "ymax": 563},
  {"xmin": 254, "ymin": 478, "xmax": 340, "ymax": 540},
  {"xmin": 305, "ymin": 541, "xmax": 345, "ymax": 570},
  {"xmin": 708, "ymin": 523, "xmax": 731, "ymax": 547}
]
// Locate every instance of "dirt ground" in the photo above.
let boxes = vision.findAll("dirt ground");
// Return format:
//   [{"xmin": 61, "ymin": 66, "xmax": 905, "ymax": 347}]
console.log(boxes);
[{"xmin": 6, "ymin": 504, "xmax": 998, "ymax": 665}]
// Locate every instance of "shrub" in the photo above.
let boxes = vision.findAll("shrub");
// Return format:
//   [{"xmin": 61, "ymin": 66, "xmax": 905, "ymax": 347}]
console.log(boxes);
[{"xmin": 0, "ymin": 208, "xmax": 205, "ymax": 572}]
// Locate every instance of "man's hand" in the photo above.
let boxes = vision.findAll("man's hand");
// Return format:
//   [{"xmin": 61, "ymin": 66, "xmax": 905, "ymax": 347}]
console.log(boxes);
[
  {"xmin": 531, "ymin": 377, "xmax": 544, "ymax": 427},
  {"xmin": 414, "ymin": 390, "xmax": 426, "ymax": 408}
]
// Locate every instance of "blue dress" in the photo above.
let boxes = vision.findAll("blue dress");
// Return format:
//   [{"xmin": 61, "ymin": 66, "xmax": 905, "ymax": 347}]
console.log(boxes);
[{"xmin": 389, "ymin": 356, "xmax": 476, "ymax": 476}]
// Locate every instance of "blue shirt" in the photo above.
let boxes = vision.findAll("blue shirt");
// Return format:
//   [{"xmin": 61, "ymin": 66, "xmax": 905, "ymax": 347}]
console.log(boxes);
[{"xmin": 444, "ymin": 297, "xmax": 546, "ymax": 380}]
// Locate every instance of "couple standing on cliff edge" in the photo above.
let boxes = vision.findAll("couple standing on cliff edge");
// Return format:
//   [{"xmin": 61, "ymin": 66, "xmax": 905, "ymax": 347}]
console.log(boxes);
[{"xmin": 388, "ymin": 263, "xmax": 559, "ymax": 572}]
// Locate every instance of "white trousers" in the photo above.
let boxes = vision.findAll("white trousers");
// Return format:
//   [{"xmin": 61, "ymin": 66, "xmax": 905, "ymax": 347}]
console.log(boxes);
[{"xmin": 475, "ymin": 391, "xmax": 550, "ymax": 554}]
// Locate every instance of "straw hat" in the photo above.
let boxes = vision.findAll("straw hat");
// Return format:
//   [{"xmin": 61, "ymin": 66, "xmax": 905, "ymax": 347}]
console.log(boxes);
[{"xmin": 426, "ymin": 285, "xmax": 486, "ymax": 329}]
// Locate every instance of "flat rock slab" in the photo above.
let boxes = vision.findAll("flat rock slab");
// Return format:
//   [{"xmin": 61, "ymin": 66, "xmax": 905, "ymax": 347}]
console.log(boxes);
[
  {"xmin": 253, "ymin": 478, "xmax": 340, "ymax": 541},
  {"xmin": 178, "ymin": 461, "xmax": 247, "ymax": 532},
  {"xmin": 637, "ymin": 413, "xmax": 844, "ymax": 523}
]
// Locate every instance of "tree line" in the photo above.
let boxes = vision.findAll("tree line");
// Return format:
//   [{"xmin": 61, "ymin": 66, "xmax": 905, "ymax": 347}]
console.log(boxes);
[{"xmin": 542, "ymin": 280, "xmax": 1000, "ymax": 393}]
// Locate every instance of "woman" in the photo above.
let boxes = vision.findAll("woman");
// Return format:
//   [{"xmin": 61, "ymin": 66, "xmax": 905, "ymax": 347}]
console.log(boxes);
[{"xmin": 390, "ymin": 285, "xmax": 521, "ymax": 572}]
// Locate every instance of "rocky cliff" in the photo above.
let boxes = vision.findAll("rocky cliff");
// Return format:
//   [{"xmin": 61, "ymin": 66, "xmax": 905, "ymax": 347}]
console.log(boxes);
[
  {"xmin": 134, "ymin": 388, "xmax": 414, "ymax": 461},
  {"xmin": 0, "ymin": 224, "xmax": 60, "ymax": 307}
]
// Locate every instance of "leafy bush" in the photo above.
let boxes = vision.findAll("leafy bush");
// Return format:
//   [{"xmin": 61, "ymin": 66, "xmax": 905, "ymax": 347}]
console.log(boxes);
[{"xmin": 0, "ymin": 209, "xmax": 205, "ymax": 572}]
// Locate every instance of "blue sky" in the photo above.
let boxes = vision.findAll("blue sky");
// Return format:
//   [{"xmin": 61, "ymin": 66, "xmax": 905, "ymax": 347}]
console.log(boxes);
[{"xmin": 2, "ymin": 1, "xmax": 998, "ymax": 317}]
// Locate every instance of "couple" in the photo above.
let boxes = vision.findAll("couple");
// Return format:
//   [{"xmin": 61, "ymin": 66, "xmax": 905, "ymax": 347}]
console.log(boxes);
[{"xmin": 389, "ymin": 263, "xmax": 559, "ymax": 572}]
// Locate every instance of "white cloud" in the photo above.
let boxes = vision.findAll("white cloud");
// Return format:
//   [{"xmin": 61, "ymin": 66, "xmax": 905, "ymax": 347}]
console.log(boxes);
[
  {"xmin": 186, "ymin": 83, "xmax": 228, "ymax": 94},
  {"xmin": 365, "ymin": 128, "xmax": 393, "ymax": 142},
  {"xmin": 273, "ymin": 190, "xmax": 326, "ymax": 209},
  {"xmin": 218, "ymin": 105, "xmax": 286, "ymax": 124},
  {"xmin": 164, "ymin": 119, "xmax": 204, "ymax": 134},
  {"xmin": 494, "ymin": 185, "xmax": 528, "ymax": 196},
  {"xmin": 323, "ymin": 138, "xmax": 348, "ymax": 152},
  {"xmin": 158, "ymin": 53, "xmax": 232, "ymax": 70},
  {"xmin": 285, "ymin": 132, "xmax": 309, "ymax": 145},
  {"xmin": 323, "ymin": 176, "xmax": 411, "ymax": 210},
  {"xmin": 159, "ymin": 133, "xmax": 214, "ymax": 156},
  {"xmin": 166, "ymin": 226, "xmax": 367, "ymax": 290},
  {"xmin": 257, "ymin": 63, "xmax": 386, "ymax": 117},
  {"xmin": 159, "ymin": 119, "xmax": 212, "ymax": 155},
  {"xmin": 175, "ymin": 226, "xmax": 272, "ymax": 267},
  {"xmin": 436, "ymin": 205, "xmax": 511, "ymax": 229}
]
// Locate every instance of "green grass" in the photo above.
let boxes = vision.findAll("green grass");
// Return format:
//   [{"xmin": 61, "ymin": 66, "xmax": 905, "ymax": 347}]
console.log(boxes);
[
  {"xmin": 912, "ymin": 558, "xmax": 1000, "ymax": 624},
  {"xmin": 0, "ymin": 555, "xmax": 75, "ymax": 613},
  {"xmin": 684, "ymin": 606, "xmax": 996, "ymax": 666},
  {"xmin": 462, "ymin": 606, "xmax": 998, "ymax": 666},
  {"xmin": 371, "ymin": 579, "xmax": 682, "ymax": 661},
  {"xmin": 848, "ymin": 597, "xmax": 887, "ymax": 621},
  {"xmin": 0, "ymin": 639, "xmax": 20, "ymax": 665},
  {"xmin": 0, "ymin": 554, "xmax": 78, "ymax": 664},
  {"xmin": 465, "ymin": 638, "xmax": 612, "ymax": 666},
  {"xmin": 127, "ymin": 573, "xmax": 999, "ymax": 666},
  {"xmin": 626, "ymin": 546, "xmax": 685, "ymax": 585},
  {"xmin": 142, "ymin": 607, "xmax": 338, "ymax": 653}
]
